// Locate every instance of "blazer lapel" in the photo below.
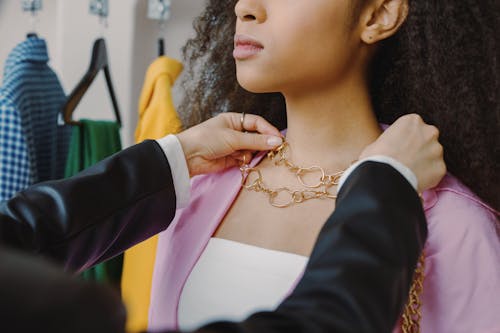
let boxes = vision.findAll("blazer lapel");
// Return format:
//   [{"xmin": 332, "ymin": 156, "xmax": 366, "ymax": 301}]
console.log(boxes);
[{"xmin": 148, "ymin": 152, "xmax": 267, "ymax": 331}]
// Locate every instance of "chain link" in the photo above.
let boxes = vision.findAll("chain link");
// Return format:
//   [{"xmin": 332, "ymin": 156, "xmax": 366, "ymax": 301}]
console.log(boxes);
[
  {"xmin": 240, "ymin": 141, "xmax": 352, "ymax": 208},
  {"xmin": 401, "ymin": 251, "xmax": 426, "ymax": 333}
]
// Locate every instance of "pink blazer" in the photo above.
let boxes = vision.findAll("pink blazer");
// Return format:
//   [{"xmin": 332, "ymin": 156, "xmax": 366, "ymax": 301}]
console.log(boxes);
[{"xmin": 148, "ymin": 152, "xmax": 500, "ymax": 332}]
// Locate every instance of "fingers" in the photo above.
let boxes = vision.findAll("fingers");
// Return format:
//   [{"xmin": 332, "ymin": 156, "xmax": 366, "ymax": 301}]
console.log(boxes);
[
  {"xmin": 226, "ymin": 112, "xmax": 282, "ymax": 137},
  {"xmin": 230, "ymin": 150, "xmax": 253, "ymax": 164},
  {"xmin": 220, "ymin": 113, "xmax": 283, "ymax": 152},
  {"xmin": 213, "ymin": 153, "xmax": 253, "ymax": 172},
  {"xmin": 229, "ymin": 131, "xmax": 283, "ymax": 152},
  {"xmin": 428, "ymin": 125, "xmax": 439, "ymax": 140},
  {"xmin": 398, "ymin": 113, "xmax": 424, "ymax": 125}
]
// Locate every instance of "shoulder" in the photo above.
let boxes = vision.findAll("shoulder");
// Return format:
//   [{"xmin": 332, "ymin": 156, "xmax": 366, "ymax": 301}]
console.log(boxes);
[
  {"xmin": 423, "ymin": 174, "xmax": 499, "ymax": 254},
  {"xmin": 424, "ymin": 173, "xmax": 497, "ymax": 220},
  {"xmin": 421, "ymin": 175, "xmax": 500, "ymax": 333}
]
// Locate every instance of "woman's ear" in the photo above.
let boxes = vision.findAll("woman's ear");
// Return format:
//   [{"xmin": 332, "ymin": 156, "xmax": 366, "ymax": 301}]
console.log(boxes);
[{"xmin": 360, "ymin": 0, "xmax": 409, "ymax": 44}]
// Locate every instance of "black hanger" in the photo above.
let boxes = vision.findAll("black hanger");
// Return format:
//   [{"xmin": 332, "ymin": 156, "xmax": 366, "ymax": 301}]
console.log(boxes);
[
  {"xmin": 62, "ymin": 38, "xmax": 122, "ymax": 126},
  {"xmin": 27, "ymin": 32, "xmax": 38, "ymax": 38},
  {"xmin": 158, "ymin": 38, "xmax": 165, "ymax": 56}
]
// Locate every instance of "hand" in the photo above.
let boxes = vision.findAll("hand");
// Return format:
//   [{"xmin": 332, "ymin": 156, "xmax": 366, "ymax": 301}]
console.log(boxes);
[
  {"xmin": 176, "ymin": 113, "xmax": 283, "ymax": 177},
  {"xmin": 360, "ymin": 114, "xmax": 446, "ymax": 192}
]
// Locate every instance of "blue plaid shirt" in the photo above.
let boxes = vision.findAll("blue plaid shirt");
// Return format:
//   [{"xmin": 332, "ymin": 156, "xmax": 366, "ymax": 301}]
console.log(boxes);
[
  {"xmin": 0, "ymin": 36, "xmax": 71, "ymax": 201},
  {"xmin": 0, "ymin": 91, "xmax": 31, "ymax": 200}
]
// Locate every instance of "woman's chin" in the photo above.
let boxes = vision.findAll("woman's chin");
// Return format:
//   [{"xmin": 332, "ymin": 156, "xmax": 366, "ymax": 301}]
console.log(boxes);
[{"xmin": 236, "ymin": 77, "xmax": 278, "ymax": 94}]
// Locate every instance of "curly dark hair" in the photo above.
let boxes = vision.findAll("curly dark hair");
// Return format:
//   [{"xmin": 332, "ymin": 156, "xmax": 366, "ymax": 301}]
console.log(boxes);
[{"xmin": 178, "ymin": 0, "xmax": 500, "ymax": 213}]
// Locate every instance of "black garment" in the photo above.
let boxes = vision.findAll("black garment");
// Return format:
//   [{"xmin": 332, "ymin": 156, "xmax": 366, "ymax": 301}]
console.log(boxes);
[
  {"xmin": 0, "ymin": 140, "xmax": 426, "ymax": 333},
  {"xmin": 0, "ymin": 141, "xmax": 176, "ymax": 272},
  {"xmin": 0, "ymin": 248, "xmax": 125, "ymax": 333}
]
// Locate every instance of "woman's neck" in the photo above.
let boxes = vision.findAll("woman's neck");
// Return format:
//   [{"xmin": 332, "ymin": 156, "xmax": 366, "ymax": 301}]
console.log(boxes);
[{"xmin": 282, "ymin": 75, "xmax": 381, "ymax": 171}]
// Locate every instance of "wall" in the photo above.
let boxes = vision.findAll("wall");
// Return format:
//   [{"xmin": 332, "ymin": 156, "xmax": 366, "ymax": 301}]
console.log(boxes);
[
  {"xmin": 0, "ymin": 0, "xmax": 60, "ymax": 74},
  {"xmin": 0, "ymin": 0, "xmax": 204, "ymax": 147}
]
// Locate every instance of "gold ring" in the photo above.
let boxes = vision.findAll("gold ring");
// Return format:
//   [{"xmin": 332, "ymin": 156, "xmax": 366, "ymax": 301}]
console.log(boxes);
[{"xmin": 240, "ymin": 112, "xmax": 246, "ymax": 132}]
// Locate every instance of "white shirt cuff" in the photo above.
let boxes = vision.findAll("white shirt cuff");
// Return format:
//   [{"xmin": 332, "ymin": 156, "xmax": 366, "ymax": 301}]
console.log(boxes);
[
  {"xmin": 156, "ymin": 134, "xmax": 191, "ymax": 209},
  {"xmin": 337, "ymin": 155, "xmax": 418, "ymax": 193}
]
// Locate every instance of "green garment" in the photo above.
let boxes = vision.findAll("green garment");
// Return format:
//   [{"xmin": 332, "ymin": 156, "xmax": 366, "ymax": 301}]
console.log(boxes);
[{"xmin": 64, "ymin": 119, "xmax": 123, "ymax": 288}]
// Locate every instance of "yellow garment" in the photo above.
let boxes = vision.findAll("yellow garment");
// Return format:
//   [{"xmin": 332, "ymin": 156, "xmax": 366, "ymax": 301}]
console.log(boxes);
[
  {"xmin": 122, "ymin": 56, "xmax": 183, "ymax": 333},
  {"xmin": 134, "ymin": 56, "xmax": 184, "ymax": 141}
]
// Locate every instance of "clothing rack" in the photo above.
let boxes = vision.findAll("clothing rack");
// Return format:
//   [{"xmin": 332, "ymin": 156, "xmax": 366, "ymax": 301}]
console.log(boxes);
[
  {"xmin": 89, "ymin": 0, "xmax": 108, "ymax": 18},
  {"xmin": 148, "ymin": 0, "xmax": 171, "ymax": 21},
  {"xmin": 21, "ymin": 0, "xmax": 42, "ymax": 13},
  {"xmin": 22, "ymin": 0, "xmax": 42, "ymax": 36},
  {"xmin": 148, "ymin": 0, "xmax": 171, "ymax": 56}
]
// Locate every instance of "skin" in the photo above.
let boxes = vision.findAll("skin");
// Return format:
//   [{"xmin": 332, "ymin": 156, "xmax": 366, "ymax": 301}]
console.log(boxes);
[
  {"xmin": 177, "ymin": 0, "xmax": 443, "ymax": 256},
  {"xmin": 233, "ymin": 0, "xmax": 409, "ymax": 170},
  {"xmin": 178, "ymin": 112, "xmax": 445, "ymax": 192},
  {"xmin": 212, "ymin": 0, "xmax": 414, "ymax": 256}
]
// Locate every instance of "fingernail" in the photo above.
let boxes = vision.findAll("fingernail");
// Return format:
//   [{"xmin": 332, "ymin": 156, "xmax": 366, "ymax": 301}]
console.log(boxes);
[{"xmin": 267, "ymin": 136, "xmax": 283, "ymax": 147}]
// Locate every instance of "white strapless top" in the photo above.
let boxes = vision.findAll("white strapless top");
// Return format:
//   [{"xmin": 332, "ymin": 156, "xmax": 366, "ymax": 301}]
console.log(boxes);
[{"xmin": 178, "ymin": 237, "xmax": 309, "ymax": 331}]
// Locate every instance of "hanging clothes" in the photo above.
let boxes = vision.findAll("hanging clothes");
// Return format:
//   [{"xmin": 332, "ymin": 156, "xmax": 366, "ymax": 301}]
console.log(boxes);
[
  {"xmin": 134, "ymin": 57, "xmax": 184, "ymax": 140},
  {"xmin": 0, "ymin": 36, "xmax": 71, "ymax": 201},
  {"xmin": 122, "ymin": 56, "xmax": 183, "ymax": 333},
  {"xmin": 64, "ymin": 119, "xmax": 123, "ymax": 286},
  {"xmin": 0, "ymin": 91, "xmax": 31, "ymax": 201}
]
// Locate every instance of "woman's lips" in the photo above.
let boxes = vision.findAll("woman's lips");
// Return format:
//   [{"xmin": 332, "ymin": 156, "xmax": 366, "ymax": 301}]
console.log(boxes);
[{"xmin": 233, "ymin": 34, "xmax": 264, "ymax": 60}]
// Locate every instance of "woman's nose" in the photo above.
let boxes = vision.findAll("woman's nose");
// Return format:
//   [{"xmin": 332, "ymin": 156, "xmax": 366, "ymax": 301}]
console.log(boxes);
[{"xmin": 235, "ymin": 0, "xmax": 267, "ymax": 23}]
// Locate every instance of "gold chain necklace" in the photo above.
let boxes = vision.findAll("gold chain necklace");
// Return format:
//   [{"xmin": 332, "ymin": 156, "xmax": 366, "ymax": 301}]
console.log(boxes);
[
  {"xmin": 402, "ymin": 251, "xmax": 426, "ymax": 332},
  {"xmin": 240, "ymin": 140, "xmax": 425, "ymax": 331},
  {"xmin": 239, "ymin": 141, "xmax": 351, "ymax": 208}
]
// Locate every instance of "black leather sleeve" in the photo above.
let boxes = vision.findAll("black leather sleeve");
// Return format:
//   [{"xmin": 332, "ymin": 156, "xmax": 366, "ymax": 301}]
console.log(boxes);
[
  {"xmin": 0, "ymin": 140, "xmax": 177, "ymax": 272},
  {"xmin": 187, "ymin": 161, "xmax": 427, "ymax": 333}
]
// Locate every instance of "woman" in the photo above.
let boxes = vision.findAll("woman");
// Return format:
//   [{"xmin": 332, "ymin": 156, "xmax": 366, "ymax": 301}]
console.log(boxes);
[
  {"xmin": 149, "ymin": 0, "xmax": 500, "ymax": 332},
  {"xmin": 0, "ymin": 112, "xmax": 438, "ymax": 333}
]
